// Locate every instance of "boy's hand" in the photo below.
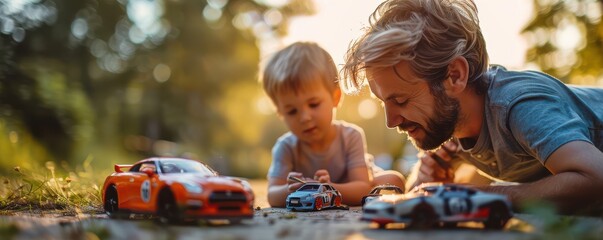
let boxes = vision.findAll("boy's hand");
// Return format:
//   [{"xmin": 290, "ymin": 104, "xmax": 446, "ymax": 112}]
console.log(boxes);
[
  {"xmin": 417, "ymin": 141, "xmax": 457, "ymax": 184},
  {"xmin": 286, "ymin": 172, "xmax": 306, "ymax": 192},
  {"xmin": 313, "ymin": 169, "xmax": 331, "ymax": 183}
]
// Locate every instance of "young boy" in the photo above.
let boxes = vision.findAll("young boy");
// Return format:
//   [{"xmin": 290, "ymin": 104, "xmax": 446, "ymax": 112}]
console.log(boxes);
[{"xmin": 260, "ymin": 42, "xmax": 406, "ymax": 207}]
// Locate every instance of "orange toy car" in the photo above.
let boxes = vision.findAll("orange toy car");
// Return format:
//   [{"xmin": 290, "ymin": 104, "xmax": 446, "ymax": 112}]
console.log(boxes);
[{"xmin": 102, "ymin": 157, "xmax": 254, "ymax": 223}]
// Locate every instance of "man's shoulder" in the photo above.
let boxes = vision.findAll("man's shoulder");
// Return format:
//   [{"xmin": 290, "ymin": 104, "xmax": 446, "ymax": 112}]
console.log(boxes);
[{"xmin": 487, "ymin": 66, "xmax": 564, "ymax": 106}]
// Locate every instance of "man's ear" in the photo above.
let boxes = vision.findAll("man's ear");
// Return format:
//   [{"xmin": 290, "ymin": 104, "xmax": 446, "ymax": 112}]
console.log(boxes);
[
  {"xmin": 445, "ymin": 56, "xmax": 469, "ymax": 95},
  {"xmin": 332, "ymin": 87, "xmax": 342, "ymax": 107}
]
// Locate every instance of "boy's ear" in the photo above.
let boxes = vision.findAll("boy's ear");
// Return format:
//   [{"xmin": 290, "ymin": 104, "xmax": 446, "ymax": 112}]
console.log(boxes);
[
  {"xmin": 445, "ymin": 56, "xmax": 469, "ymax": 96},
  {"xmin": 332, "ymin": 87, "xmax": 342, "ymax": 107}
]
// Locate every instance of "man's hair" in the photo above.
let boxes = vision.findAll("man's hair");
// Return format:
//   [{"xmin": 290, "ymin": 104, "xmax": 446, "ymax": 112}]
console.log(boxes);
[
  {"xmin": 341, "ymin": 0, "xmax": 489, "ymax": 95},
  {"xmin": 261, "ymin": 42, "xmax": 339, "ymax": 105}
]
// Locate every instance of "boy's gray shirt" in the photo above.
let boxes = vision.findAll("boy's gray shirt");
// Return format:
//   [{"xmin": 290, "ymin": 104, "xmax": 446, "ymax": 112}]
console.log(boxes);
[
  {"xmin": 267, "ymin": 121, "xmax": 368, "ymax": 183},
  {"xmin": 456, "ymin": 65, "xmax": 603, "ymax": 182}
]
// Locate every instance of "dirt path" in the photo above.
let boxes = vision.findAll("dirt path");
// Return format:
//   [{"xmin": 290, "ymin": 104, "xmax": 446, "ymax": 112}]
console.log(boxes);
[{"xmin": 1, "ymin": 180, "xmax": 602, "ymax": 239}]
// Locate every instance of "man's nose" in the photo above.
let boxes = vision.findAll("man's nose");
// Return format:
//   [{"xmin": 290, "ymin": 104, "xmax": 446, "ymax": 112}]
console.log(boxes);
[{"xmin": 384, "ymin": 105, "xmax": 404, "ymax": 129}]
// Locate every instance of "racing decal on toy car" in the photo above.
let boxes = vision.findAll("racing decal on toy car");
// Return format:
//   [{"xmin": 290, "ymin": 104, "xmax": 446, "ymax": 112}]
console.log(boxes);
[
  {"xmin": 141, "ymin": 180, "xmax": 151, "ymax": 203},
  {"xmin": 447, "ymin": 197, "xmax": 469, "ymax": 215}
]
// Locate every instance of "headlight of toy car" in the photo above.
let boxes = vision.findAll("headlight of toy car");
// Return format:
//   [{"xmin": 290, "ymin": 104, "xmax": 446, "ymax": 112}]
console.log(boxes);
[
  {"xmin": 182, "ymin": 182, "xmax": 203, "ymax": 194},
  {"xmin": 240, "ymin": 180, "xmax": 253, "ymax": 194},
  {"xmin": 305, "ymin": 195, "xmax": 313, "ymax": 200}
]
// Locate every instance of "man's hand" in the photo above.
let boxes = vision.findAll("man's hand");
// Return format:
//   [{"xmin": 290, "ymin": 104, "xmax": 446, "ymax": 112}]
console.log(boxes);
[
  {"xmin": 416, "ymin": 141, "xmax": 458, "ymax": 184},
  {"xmin": 313, "ymin": 169, "xmax": 331, "ymax": 183}
]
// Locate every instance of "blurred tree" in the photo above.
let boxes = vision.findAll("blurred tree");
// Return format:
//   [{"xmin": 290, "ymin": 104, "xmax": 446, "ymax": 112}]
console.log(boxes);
[
  {"xmin": 0, "ymin": 0, "xmax": 314, "ymax": 176},
  {"xmin": 523, "ymin": 0, "xmax": 603, "ymax": 84}
]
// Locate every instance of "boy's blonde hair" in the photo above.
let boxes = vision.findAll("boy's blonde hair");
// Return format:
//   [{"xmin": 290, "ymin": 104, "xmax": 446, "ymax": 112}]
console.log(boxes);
[{"xmin": 261, "ymin": 42, "xmax": 339, "ymax": 105}]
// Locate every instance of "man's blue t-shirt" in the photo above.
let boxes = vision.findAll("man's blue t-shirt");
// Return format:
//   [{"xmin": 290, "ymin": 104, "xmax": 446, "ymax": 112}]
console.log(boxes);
[{"xmin": 455, "ymin": 65, "xmax": 603, "ymax": 182}]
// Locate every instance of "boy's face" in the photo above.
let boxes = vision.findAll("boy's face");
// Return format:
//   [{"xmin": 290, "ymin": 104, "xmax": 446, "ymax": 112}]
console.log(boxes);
[{"xmin": 275, "ymin": 82, "xmax": 340, "ymax": 147}]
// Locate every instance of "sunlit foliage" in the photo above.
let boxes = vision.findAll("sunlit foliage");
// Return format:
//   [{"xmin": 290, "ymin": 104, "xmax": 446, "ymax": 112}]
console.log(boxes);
[
  {"xmin": 523, "ymin": 0, "xmax": 603, "ymax": 85},
  {"xmin": 0, "ymin": 0, "xmax": 314, "ymax": 177}
]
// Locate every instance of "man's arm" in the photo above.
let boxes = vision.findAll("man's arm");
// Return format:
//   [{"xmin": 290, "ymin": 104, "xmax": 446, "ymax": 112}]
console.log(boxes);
[
  {"xmin": 405, "ymin": 141, "xmax": 460, "ymax": 191},
  {"xmin": 481, "ymin": 141, "xmax": 603, "ymax": 213}
]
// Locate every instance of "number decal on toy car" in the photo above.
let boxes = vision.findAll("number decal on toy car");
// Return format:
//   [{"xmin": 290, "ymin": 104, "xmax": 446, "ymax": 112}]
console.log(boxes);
[
  {"xmin": 141, "ymin": 180, "xmax": 151, "ymax": 202},
  {"xmin": 448, "ymin": 197, "xmax": 469, "ymax": 214}
]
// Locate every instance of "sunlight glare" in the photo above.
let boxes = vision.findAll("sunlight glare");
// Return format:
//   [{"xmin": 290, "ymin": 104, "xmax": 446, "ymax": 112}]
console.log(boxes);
[
  {"xmin": 256, "ymin": 96, "xmax": 275, "ymax": 115},
  {"xmin": 127, "ymin": 0, "xmax": 163, "ymax": 35},
  {"xmin": 555, "ymin": 23, "xmax": 582, "ymax": 50},
  {"xmin": 358, "ymin": 99, "xmax": 378, "ymax": 120},
  {"xmin": 153, "ymin": 63, "xmax": 171, "ymax": 83}
]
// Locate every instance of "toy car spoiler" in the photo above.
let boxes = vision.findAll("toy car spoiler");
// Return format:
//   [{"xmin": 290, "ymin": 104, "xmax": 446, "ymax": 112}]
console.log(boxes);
[{"xmin": 114, "ymin": 164, "xmax": 133, "ymax": 173}]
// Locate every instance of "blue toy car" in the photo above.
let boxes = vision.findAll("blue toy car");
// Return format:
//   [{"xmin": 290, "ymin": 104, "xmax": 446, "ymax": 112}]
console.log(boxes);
[{"xmin": 286, "ymin": 183, "xmax": 344, "ymax": 211}]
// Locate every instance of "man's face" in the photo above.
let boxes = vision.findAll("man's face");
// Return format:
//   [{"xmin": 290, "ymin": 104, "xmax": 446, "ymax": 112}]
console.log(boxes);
[{"xmin": 367, "ymin": 61, "xmax": 460, "ymax": 150}]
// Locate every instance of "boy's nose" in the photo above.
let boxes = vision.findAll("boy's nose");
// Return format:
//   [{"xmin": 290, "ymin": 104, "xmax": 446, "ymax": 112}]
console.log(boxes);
[{"xmin": 299, "ymin": 109, "xmax": 311, "ymax": 122}]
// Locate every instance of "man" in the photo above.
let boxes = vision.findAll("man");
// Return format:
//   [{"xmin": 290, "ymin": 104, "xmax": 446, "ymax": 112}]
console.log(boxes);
[{"xmin": 341, "ymin": 0, "xmax": 603, "ymax": 214}]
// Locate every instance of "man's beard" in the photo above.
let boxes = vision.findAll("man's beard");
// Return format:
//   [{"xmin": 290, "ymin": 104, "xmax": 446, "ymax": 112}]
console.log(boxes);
[{"xmin": 403, "ymin": 91, "xmax": 460, "ymax": 151}]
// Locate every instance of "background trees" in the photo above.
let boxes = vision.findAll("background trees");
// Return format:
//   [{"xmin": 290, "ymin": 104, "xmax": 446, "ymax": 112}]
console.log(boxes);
[
  {"xmin": 523, "ymin": 0, "xmax": 603, "ymax": 84},
  {"xmin": 0, "ymin": 0, "xmax": 313, "ymax": 176}
]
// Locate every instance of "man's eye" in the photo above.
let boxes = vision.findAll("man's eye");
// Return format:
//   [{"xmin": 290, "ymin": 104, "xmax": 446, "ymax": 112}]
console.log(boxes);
[{"xmin": 394, "ymin": 98, "xmax": 407, "ymax": 105}]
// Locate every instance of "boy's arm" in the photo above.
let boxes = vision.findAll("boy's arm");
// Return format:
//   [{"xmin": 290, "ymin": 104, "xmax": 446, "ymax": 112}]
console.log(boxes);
[
  {"xmin": 267, "ymin": 173, "xmax": 306, "ymax": 207},
  {"xmin": 267, "ymin": 178, "xmax": 290, "ymax": 207},
  {"xmin": 324, "ymin": 167, "xmax": 372, "ymax": 206}
]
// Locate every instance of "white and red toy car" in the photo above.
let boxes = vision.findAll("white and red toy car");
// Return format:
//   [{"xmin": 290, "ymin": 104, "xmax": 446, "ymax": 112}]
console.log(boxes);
[{"xmin": 362, "ymin": 183, "xmax": 512, "ymax": 229}]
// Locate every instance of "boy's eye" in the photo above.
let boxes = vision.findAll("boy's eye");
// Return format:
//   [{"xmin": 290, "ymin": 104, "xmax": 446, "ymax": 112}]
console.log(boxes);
[
  {"xmin": 286, "ymin": 109, "xmax": 297, "ymax": 115},
  {"xmin": 309, "ymin": 102, "xmax": 320, "ymax": 108}
]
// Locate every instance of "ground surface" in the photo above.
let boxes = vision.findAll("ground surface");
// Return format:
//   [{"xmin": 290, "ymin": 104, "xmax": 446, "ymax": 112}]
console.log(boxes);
[{"xmin": 1, "ymin": 180, "xmax": 602, "ymax": 240}]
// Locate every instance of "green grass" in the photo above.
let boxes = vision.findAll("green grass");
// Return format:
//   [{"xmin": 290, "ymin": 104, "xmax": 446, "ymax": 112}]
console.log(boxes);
[{"xmin": 0, "ymin": 160, "xmax": 103, "ymax": 214}]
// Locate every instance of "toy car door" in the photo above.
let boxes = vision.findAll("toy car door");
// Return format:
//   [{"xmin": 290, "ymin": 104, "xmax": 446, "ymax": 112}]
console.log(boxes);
[
  {"xmin": 441, "ymin": 187, "xmax": 471, "ymax": 216},
  {"xmin": 124, "ymin": 162, "xmax": 156, "ymax": 211}
]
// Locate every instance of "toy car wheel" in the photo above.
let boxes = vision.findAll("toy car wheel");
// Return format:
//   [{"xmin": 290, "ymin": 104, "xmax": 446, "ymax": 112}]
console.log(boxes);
[
  {"xmin": 104, "ymin": 185, "xmax": 127, "ymax": 219},
  {"xmin": 314, "ymin": 197, "xmax": 323, "ymax": 211},
  {"xmin": 409, "ymin": 202, "xmax": 437, "ymax": 229},
  {"xmin": 333, "ymin": 196, "xmax": 342, "ymax": 207},
  {"xmin": 483, "ymin": 202, "xmax": 511, "ymax": 229},
  {"xmin": 157, "ymin": 188, "xmax": 181, "ymax": 224}
]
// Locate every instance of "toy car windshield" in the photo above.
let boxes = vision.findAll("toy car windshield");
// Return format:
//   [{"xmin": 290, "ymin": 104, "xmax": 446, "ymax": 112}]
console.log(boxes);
[
  {"xmin": 159, "ymin": 160, "xmax": 216, "ymax": 176},
  {"xmin": 372, "ymin": 187, "xmax": 402, "ymax": 195},
  {"xmin": 410, "ymin": 185, "xmax": 439, "ymax": 196},
  {"xmin": 297, "ymin": 184, "xmax": 320, "ymax": 191}
]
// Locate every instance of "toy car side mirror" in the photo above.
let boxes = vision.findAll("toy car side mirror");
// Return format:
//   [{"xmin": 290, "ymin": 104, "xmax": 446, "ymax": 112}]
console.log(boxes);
[{"xmin": 142, "ymin": 168, "xmax": 155, "ymax": 177}]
